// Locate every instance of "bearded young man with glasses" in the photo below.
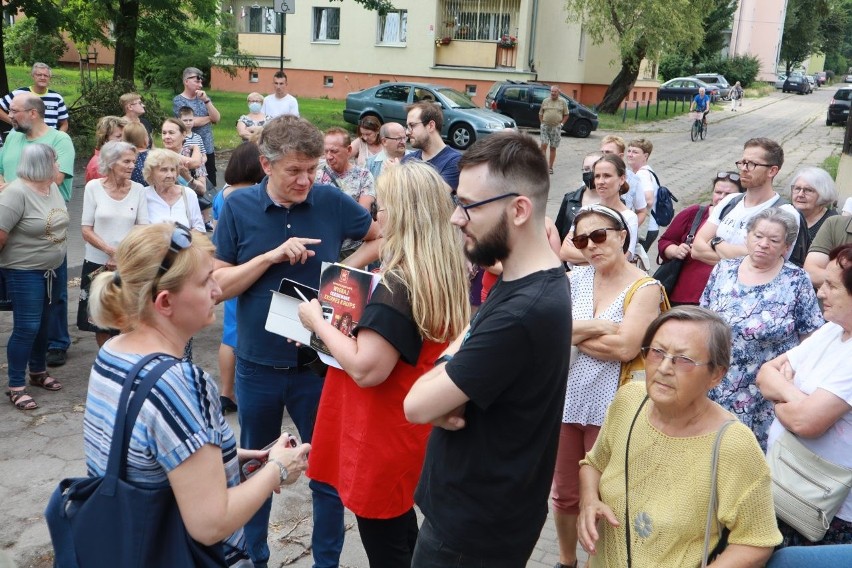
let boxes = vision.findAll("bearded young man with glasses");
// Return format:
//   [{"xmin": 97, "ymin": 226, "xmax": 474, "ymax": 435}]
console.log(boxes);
[
  {"xmin": 401, "ymin": 101, "xmax": 461, "ymax": 190},
  {"xmin": 404, "ymin": 131, "xmax": 572, "ymax": 568},
  {"xmin": 692, "ymin": 137, "xmax": 802, "ymax": 266}
]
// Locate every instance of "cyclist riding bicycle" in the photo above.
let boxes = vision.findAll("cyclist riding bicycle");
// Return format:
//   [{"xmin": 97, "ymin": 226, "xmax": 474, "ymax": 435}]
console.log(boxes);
[{"xmin": 690, "ymin": 87, "xmax": 711, "ymax": 126}]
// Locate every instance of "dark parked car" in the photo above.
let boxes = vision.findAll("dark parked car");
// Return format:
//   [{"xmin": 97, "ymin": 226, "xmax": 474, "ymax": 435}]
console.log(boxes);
[
  {"xmin": 657, "ymin": 77, "xmax": 720, "ymax": 102},
  {"xmin": 483, "ymin": 81, "xmax": 599, "ymax": 138},
  {"xmin": 342, "ymin": 82, "xmax": 515, "ymax": 150},
  {"xmin": 827, "ymin": 87, "xmax": 852, "ymax": 125},
  {"xmin": 783, "ymin": 74, "xmax": 811, "ymax": 94},
  {"xmin": 693, "ymin": 73, "xmax": 731, "ymax": 99}
]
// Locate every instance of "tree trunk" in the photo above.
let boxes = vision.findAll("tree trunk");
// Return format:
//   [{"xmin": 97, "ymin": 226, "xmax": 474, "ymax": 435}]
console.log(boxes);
[
  {"xmin": 112, "ymin": 0, "xmax": 140, "ymax": 81},
  {"xmin": 598, "ymin": 47, "xmax": 645, "ymax": 114},
  {"xmin": 0, "ymin": 0, "xmax": 9, "ymax": 96}
]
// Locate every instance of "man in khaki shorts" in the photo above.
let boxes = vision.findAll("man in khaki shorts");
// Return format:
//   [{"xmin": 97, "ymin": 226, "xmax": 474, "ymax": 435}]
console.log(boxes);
[{"xmin": 539, "ymin": 86, "xmax": 569, "ymax": 174}]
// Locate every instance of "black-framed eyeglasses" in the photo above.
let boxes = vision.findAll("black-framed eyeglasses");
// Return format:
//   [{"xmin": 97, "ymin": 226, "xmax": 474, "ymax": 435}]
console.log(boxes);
[
  {"xmin": 451, "ymin": 190, "xmax": 519, "ymax": 221},
  {"xmin": 187, "ymin": 75, "xmax": 204, "ymax": 81},
  {"xmin": 735, "ymin": 160, "xmax": 774, "ymax": 172},
  {"xmin": 151, "ymin": 223, "xmax": 193, "ymax": 301},
  {"xmin": 571, "ymin": 227, "xmax": 620, "ymax": 249},
  {"xmin": 384, "ymin": 136, "xmax": 406, "ymax": 141},
  {"xmin": 405, "ymin": 121, "xmax": 423, "ymax": 131},
  {"xmin": 715, "ymin": 171, "xmax": 740, "ymax": 182},
  {"xmin": 790, "ymin": 184, "xmax": 817, "ymax": 195},
  {"xmin": 641, "ymin": 347, "xmax": 710, "ymax": 372}
]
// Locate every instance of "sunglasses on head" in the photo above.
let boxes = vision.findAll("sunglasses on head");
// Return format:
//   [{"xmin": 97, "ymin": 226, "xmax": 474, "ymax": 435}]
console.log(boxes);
[
  {"xmin": 151, "ymin": 223, "xmax": 193, "ymax": 301},
  {"xmin": 716, "ymin": 171, "xmax": 740, "ymax": 182},
  {"xmin": 571, "ymin": 227, "xmax": 621, "ymax": 249}
]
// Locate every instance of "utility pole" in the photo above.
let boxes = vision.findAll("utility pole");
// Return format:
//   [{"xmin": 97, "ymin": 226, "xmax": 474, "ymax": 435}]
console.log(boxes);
[{"xmin": 273, "ymin": 0, "xmax": 296, "ymax": 72}]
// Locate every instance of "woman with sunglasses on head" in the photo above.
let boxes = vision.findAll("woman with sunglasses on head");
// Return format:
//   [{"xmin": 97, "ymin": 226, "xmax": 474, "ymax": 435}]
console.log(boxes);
[
  {"xmin": 83, "ymin": 223, "xmax": 310, "ymax": 566},
  {"xmin": 788, "ymin": 166, "xmax": 838, "ymax": 242},
  {"xmin": 560, "ymin": 154, "xmax": 638, "ymax": 267},
  {"xmin": 577, "ymin": 307, "xmax": 781, "ymax": 567},
  {"xmin": 298, "ymin": 162, "xmax": 469, "ymax": 566},
  {"xmin": 657, "ymin": 172, "xmax": 742, "ymax": 305},
  {"xmin": 551, "ymin": 204, "xmax": 664, "ymax": 568}
]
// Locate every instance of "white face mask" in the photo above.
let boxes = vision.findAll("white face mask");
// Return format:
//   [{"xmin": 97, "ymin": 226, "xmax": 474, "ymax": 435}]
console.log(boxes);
[{"xmin": 248, "ymin": 102, "xmax": 262, "ymax": 113}]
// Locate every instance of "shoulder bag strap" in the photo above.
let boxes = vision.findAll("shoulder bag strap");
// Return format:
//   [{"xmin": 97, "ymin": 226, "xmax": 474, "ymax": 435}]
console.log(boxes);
[
  {"xmin": 685, "ymin": 206, "xmax": 707, "ymax": 245},
  {"xmin": 323, "ymin": 165, "xmax": 343, "ymax": 189},
  {"xmin": 102, "ymin": 354, "xmax": 180, "ymax": 490},
  {"xmin": 701, "ymin": 420, "xmax": 736, "ymax": 568},
  {"xmin": 624, "ymin": 395, "xmax": 649, "ymax": 568}
]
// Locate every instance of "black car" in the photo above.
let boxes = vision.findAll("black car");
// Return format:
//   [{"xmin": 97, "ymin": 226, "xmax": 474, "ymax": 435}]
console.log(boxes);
[
  {"xmin": 827, "ymin": 87, "xmax": 852, "ymax": 125},
  {"xmin": 657, "ymin": 77, "xmax": 720, "ymax": 102},
  {"xmin": 483, "ymin": 81, "xmax": 599, "ymax": 138},
  {"xmin": 782, "ymin": 74, "xmax": 810, "ymax": 94}
]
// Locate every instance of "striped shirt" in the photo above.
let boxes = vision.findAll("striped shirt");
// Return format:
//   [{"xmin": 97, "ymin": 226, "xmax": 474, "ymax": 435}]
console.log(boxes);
[
  {"xmin": 83, "ymin": 347, "xmax": 251, "ymax": 566},
  {"xmin": 183, "ymin": 133, "xmax": 208, "ymax": 179},
  {"xmin": 0, "ymin": 87, "xmax": 69, "ymax": 129}
]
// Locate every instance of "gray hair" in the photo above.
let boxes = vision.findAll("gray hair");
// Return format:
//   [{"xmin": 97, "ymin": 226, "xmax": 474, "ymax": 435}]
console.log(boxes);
[
  {"xmin": 641, "ymin": 306, "xmax": 731, "ymax": 371},
  {"xmin": 790, "ymin": 166, "xmax": 838, "ymax": 208},
  {"xmin": 98, "ymin": 141, "xmax": 137, "ymax": 175},
  {"xmin": 182, "ymin": 67, "xmax": 203, "ymax": 81},
  {"xmin": 31, "ymin": 62, "xmax": 51, "ymax": 76},
  {"xmin": 16, "ymin": 143, "xmax": 57, "ymax": 182},
  {"xmin": 258, "ymin": 115, "xmax": 324, "ymax": 163},
  {"xmin": 746, "ymin": 207, "xmax": 799, "ymax": 246}
]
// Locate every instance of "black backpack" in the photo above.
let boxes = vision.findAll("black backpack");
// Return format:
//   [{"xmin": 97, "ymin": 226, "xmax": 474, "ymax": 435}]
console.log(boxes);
[
  {"xmin": 717, "ymin": 194, "xmax": 810, "ymax": 267},
  {"xmin": 646, "ymin": 169, "xmax": 678, "ymax": 227}
]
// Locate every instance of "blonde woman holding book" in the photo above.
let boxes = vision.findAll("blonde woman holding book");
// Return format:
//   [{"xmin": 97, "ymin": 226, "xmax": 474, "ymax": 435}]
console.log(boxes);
[{"xmin": 299, "ymin": 161, "xmax": 469, "ymax": 567}]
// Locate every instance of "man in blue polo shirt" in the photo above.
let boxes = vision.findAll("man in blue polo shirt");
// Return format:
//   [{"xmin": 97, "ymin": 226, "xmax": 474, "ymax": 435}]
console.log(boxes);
[{"xmin": 213, "ymin": 115, "xmax": 378, "ymax": 568}]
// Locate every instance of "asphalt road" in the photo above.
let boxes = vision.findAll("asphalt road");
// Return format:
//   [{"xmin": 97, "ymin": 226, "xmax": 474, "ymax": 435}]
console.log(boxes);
[{"xmin": 0, "ymin": 86, "xmax": 845, "ymax": 568}]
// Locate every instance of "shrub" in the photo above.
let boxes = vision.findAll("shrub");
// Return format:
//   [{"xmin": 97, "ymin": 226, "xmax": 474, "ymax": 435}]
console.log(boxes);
[
  {"xmin": 658, "ymin": 53, "xmax": 697, "ymax": 82},
  {"xmin": 5, "ymin": 18, "xmax": 67, "ymax": 67},
  {"xmin": 67, "ymin": 79, "xmax": 167, "ymax": 155}
]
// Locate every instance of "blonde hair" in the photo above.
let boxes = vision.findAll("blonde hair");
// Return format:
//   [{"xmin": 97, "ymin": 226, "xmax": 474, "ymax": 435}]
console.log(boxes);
[
  {"xmin": 376, "ymin": 162, "xmax": 469, "ymax": 341},
  {"xmin": 89, "ymin": 223, "xmax": 215, "ymax": 330},
  {"xmin": 123, "ymin": 122, "xmax": 148, "ymax": 149},
  {"xmin": 142, "ymin": 148, "xmax": 181, "ymax": 185}
]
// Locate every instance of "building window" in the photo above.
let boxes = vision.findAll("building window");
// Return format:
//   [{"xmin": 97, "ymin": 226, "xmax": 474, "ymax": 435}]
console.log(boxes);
[
  {"xmin": 377, "ymin": 9, "xmax": 407, "ymax": 44},
  {"xmin": 440, "ymin": 0, "xmax": 520, "ymax": 41},
  {"xmin": 578, "ymin": 26, "xmax": 586, "ymax": 61},
  {"xmin": 465, "ymin": 84, "xmax": 477, "ymax": 97},
  {"xmin": 249, "ymin": 71, "xmax": 259, "ymax": 83},
  {"xmin": 241, "ymin": 6, "xmax": 283, "ymax": 34},
  {"xmin": 324, "ymin": 75, "xmax": 334, "ymax": 87},
  {"xmin": 313, "ymin": 7, "xmax": 340, "ymax": 41}
]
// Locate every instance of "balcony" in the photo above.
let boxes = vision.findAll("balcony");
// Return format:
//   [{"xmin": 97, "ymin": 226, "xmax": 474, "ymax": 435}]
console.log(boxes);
[{"xmin": 434, "ymin": 40, "xmax": 518, "ymax": 69}]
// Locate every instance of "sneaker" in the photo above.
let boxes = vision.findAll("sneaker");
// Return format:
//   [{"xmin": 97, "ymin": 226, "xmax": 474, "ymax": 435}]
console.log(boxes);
[{"xmin": 46, "ymin": 349, "xmax": 67, "ymax": 367}]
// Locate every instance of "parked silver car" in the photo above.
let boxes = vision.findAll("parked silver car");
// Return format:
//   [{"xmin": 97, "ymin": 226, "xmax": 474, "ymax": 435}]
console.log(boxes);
[{"xmin": 343, "ymin": 82, "xmax": 515, "ymax": 150}]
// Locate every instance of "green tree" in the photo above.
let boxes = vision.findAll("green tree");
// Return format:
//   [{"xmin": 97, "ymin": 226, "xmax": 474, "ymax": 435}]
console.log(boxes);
[
  {"xmin": 564, "ymin": 0, "xmax": 708, "ymax": 113},
  {"xmin": 695, "ymin": 0, "xmax": 737, "ymax": 63},
  {"xmin": 0, "ymin": 0, "xmax": 64, "ymax": 94},
  {"xmin": 779, "ymin": 0, "xmax": 847, "ymax": 74}
]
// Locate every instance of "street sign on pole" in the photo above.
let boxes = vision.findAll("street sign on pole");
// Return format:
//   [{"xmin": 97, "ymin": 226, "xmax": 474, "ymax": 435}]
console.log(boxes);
[{"xmin": 273, "ymin": 0, "xmax": 295, "ymax": 14}]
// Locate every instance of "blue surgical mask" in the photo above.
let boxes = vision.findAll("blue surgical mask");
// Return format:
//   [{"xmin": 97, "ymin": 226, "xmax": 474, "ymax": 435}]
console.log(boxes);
[{"xmin": 248, "ymin": 102, "xmax": 262, "ymax": 113}]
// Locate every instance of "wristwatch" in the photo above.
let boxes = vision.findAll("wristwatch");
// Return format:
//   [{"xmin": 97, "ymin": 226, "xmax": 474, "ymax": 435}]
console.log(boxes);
[
  {"xmin": 434, "ymin": 354, "xmax": 453, "ymax": 366},
  {"xmin": 709, "ymin": 236, "xmax": 724, "ymax": 252},
  {"xmin": 267, "ymin": 458, "xmax": 289, "ymax": 485}
]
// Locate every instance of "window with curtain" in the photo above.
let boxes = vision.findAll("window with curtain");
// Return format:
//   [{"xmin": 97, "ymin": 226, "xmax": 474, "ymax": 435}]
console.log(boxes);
[
  {"xmin": 244, "ymin": 6, "xmax": 282, "ymax": 34},
  {"xmin": 377, "ymin": 9, "xmax": 407, "ymax": 44},
  {"xmin": 313, "ymin": 7, "xmax": 340, "ymax": 41}
]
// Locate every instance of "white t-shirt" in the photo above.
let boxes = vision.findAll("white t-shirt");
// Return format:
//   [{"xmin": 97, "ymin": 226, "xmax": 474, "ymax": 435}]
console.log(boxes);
[
  {"xmin": 623, "ymin": 169, "xmax": 648, "ymax": 215},
  {"xmin": 82, "ymin": 180, "xmax": 149, "ymax": 264},
  {"xmin": 262, "ymin": 93, "xmax": 299, "ymax": 118},
  {"xmin": 707, "ymin": 191, "xmax": 800, "ymax": 247},
  {"xmin": 766, "ymin": 322, "xmax": 852, "ymax": 521},
  {"xmin": 622, "ymin": 208, "xmax": 639, "ymax": 261},
  {"xmin": 636, "ymin": 166, "xmax": 660, "ymax": 231},
  {"xmin": 145, "ymin": 186, "xmax": 205, "ymax": 232}
]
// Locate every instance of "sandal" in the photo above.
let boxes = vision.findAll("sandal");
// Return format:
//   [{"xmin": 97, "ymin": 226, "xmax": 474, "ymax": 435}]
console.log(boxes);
[
  {"xmin": 29, "ymin": 371, "xmax": 63, "ymax": 391},
  {"xmin": 220, "ymin": 395, "xmax": 238, "ymax": 414},
  {"xmin": 7, "ymin": 389, "xmax": 39, "ymax": 410}
]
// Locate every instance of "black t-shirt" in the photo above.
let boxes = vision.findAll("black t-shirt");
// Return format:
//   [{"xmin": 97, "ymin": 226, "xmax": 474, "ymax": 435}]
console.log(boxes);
[
  {"xmin": 354, "ymin": 274, "xmax": 422, "ymax": 365},
  {"xmin": 414, "ymin": 266, "xmax": 572, "ymax": 558}
]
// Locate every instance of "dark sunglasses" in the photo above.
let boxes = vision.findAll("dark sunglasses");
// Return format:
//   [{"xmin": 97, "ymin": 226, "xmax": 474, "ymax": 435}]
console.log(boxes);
[
  {"xmin": 715, "ymin": 171, "xmax": 740, "ymax": 182},
  {"xmin": 571, "ymin": 227, "xmax": 620, "ymax": 249},
  {"xmin": 152, "ymin": 223, "xmax": 193, "ymax": 301}
]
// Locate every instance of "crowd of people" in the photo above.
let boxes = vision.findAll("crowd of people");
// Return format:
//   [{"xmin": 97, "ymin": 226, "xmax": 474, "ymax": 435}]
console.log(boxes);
[{"xmin": 0, "ymin": 63, "xmax": 851, "ymax": 568}]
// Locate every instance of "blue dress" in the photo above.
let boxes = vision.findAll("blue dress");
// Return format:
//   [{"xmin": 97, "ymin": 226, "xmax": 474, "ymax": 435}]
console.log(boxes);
[{"xmin": 700, "ymin": 258, "xmax": 823, "ymax": 450}]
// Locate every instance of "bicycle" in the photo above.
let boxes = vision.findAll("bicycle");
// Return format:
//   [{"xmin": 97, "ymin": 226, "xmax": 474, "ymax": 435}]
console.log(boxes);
[{"xmin": 690, "ymin": 111, "xmax": 708, "ymax": 141}]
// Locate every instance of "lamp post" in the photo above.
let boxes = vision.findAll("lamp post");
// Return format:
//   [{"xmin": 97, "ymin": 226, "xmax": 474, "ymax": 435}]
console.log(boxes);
[{"xmin": 273, "ymin": 0, "xmax": 296, "ymax": 72}]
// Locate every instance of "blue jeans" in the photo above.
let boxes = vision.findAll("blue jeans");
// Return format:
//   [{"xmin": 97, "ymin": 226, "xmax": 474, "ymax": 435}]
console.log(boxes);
[
  {"xmin": 767, "ymin": 544, "xmax": 852, "ymax": 566},
  {"xmin": 47, "ymin": 255, "xmax": 70, "ymax": 352},
  {"xmin": 411, "ymin": 518, "xmax": 532, "ymax": 568},
  {"xmin": 3, "ymin": 268, "xmax": 52, "ymax": 388},
  {"xmin": 235, "ymin": 358, "xmax": 344, "ymax": 568}
]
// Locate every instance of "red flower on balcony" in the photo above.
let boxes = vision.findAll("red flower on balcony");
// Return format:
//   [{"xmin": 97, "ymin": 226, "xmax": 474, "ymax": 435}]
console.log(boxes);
[{"xmin": 498, "ymin": 34, "xmax": 517, "ymax": 48}]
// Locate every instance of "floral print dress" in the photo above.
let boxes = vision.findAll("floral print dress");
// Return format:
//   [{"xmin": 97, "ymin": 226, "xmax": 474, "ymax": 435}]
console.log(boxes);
[{"xmin": 700, "ymin": 258, "xmax": 823, "ymax": 450}]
